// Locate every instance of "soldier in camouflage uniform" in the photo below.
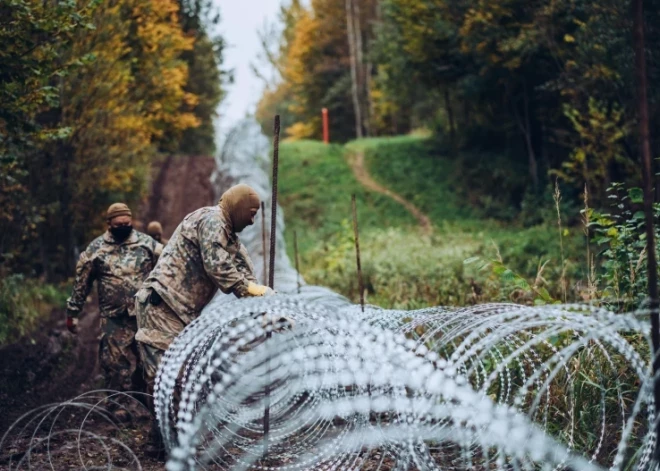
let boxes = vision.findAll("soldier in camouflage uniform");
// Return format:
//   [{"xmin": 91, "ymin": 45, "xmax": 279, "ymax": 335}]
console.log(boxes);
[
  {"xmin": 134, "ymin": 184, "xmax": 275, "ymax": 456},
  {"xmin": 66, "ymin": 203, "xmax": 163, "ymax": 421},
  {"xmin": 146, "ymin": 220, "xmax": 168, "ymax": 245}
]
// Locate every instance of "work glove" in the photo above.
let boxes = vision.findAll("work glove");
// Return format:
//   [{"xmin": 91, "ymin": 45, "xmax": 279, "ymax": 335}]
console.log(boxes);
[
  {"xmin": 247, "ymin": 282, "xmax": 276, "ymax": 297},
  {"xmin": 261, "ymin": 313, "xmax": 295, "ymax": 332},
  {"xmin": 66, "ymin": 316, "xmax": 79, "ymax": 334}
]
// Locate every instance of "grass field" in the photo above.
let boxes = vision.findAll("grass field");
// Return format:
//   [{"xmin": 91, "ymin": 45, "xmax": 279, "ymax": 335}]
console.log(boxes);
[{"xmin": 278, "ymin": 137, "xmax": 587, "ymax": 309}]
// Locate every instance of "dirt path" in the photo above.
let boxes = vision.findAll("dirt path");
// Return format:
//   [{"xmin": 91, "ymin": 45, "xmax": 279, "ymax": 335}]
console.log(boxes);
[
  {"xmin": 347, "ymin": 151, "xmax": 433, "ymax": 234},
  {"xmin": 137, "ymin": 154, "xmax": 216, "ymax": 237}
]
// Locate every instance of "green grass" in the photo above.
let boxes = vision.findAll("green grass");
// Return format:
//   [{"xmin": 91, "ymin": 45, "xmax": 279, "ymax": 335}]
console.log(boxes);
[
  {"xmin": 278, "ymin": 137, "xmax": 587, "ymax": 308},
  {"xmin": 350, "ymin": 136, "xmax": 471, "ymax": 223},
  {"xmin": 279, "ymin": 140, "xmax": 416, "ymax": 256}
]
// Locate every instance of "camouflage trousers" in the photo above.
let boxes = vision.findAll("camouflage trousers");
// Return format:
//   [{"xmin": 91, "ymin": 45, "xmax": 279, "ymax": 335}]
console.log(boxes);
[
  {"xmin": 134, "ymin": 288, "xmax": 189, "ymax": 448},
  {"xmin": 99, "ymin": 315, "xmax": 144, "ymax": 399},
  {"xmin": 134, "ymin": 288, "xmax": 188, "ymax": 387}
]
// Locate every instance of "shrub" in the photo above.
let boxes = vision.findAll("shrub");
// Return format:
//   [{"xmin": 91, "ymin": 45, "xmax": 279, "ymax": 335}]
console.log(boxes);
[{"xmin": 0, "ymin": 275, "xmax": 68, "ymax": 346}]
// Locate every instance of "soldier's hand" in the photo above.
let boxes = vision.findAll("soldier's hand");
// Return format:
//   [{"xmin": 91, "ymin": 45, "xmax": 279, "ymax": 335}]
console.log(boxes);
[
  {"xmin": 247, "ymin": 282, "xmax": 277, "ymax": 297},
  {"xmin": 66, "ymin": 316, "xmax": 79, "ymax": 334}
]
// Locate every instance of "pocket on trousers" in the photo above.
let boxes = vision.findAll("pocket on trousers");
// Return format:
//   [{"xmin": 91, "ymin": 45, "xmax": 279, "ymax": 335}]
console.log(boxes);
[{"xmin": 135, "ymin": 288, "xmax": 150, "ymax": 305}]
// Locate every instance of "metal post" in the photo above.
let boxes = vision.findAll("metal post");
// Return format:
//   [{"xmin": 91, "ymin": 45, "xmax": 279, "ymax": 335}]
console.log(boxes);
[
  {"xmin": 264, "ymin": 115, "xmax": 280, "ymax": 456},
  {"xmin": 294, "ymin": 230, "xmax": 301, "ymax": 294},
  {"xmin": 269, "ymin": 116, "xmax": 280, "ymax": 290},
  {"xmin": 351, "ymin": 194, "xmax": 364, "ymax": 312},
  {"xmin": 261, "ymin": 201, "xmax": 267, "ymax": 285}
]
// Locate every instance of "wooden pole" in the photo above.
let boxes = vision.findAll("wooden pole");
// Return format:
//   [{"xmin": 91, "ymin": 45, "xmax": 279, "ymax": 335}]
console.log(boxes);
[
  {"xmin": 264, "ymin": 115, "xmax": 280, "ymax": 455},
  {"xmin": 351, "ymin": 194, "xmax": 365, "ymax": 312},
  {"xmin": 294, "ymin": 230, "xmax": 301, "ymax": 294},
  {"xmin": 632, "ymin": 0, "xmax": 660, "ymax": 458},
  {"xmin": 261, "ymin": 201, "xmax": 267, "ymax": 285}
]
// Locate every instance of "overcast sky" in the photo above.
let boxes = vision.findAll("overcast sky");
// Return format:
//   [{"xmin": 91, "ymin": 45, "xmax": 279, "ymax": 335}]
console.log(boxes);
[{"xmin": 214, "ymin": 0, "xmax": 282, "ymax": 136}]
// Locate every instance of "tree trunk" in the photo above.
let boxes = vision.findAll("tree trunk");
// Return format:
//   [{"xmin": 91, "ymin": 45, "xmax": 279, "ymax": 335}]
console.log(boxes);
[
  {"xmin": 346, "ymin": 0, "xmax": 363, "ymax": 139},
  {"xmin": 632, "ymin": 0, "xmax": 660, "ymax": 457},
  {"xmin": 366, "ymin": 61, "xmax": 375, "ymax": 136},
  {"xmin": 444, "ymin": 89, "xmax": 455, "ymax": 142},
  {"xmin": 463, "ymin": 99, "xmax": 470, "ymax": 128},
  {"xmin": 352, "ymin": 0, "xmax": 370, "ymax": 136},
  {"xmin": 513, "ymin": 81, "xmax": 539, "ymax": 187}
]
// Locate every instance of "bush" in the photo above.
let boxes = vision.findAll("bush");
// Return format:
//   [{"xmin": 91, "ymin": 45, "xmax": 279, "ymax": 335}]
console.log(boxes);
[
  {"xmin": 590, "ymin": 183, "xmax": 658, "ymax": 311},
  {"xmin": 302, "ymin": 224, "xmax": 484, "ymax": 309},
  {"xmin": 0, "ymin": 275, "xmax": 68, "ymax": 346}
]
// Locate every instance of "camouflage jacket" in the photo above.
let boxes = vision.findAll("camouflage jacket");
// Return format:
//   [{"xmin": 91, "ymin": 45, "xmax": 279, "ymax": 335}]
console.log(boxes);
[
  {"xmin": 66, "ymin": 231, "xmax": 163, "ymax": 318},
  {"xmin": 142, "ymin": 206, "xmax": 258, "ymax": 322}
]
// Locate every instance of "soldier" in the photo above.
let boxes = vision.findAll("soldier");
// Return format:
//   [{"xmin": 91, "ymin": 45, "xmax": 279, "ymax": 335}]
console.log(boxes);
[
  {"xmin": 134, "ymin": 184, "xmax": 276, "ymax": 457},
  {"xmin": 146, "ymin": 220, "xmax": 168, "ymax": 245},
  {"xmin": 66, "ymin": 203, "xmax": 163, "ymax": 422}
]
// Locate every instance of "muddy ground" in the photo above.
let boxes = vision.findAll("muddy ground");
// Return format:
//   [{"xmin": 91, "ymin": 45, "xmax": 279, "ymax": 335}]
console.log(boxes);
[{"xmin": 0, "ymin": 155, "xmax": 216, "ymax": 470}]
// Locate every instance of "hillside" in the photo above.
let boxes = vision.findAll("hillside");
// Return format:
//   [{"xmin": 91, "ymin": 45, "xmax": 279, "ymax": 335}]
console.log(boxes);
[{"xmin": 278, "ymin": 137, "xmax": 586, "ymax": 309}]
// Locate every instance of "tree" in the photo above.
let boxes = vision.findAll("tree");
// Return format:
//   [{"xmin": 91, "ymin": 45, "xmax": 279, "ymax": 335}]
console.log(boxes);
[
  {"xmin": 254, "ymin": 0, "xmax": 378, "ymax": 142},
  {"xmin": 0, "ymin": 0, "xmax": 96, "ymax": 275},
  {"xmin": 0, "ymin": 0, "xmax": 208, "ymax": 279},
  {"xmin": 176, "ymin": 0, "xmax": 227, "ymax": 156}
]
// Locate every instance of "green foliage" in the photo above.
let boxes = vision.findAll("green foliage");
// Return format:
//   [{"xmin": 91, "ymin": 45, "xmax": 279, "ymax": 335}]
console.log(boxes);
[
  {"xmin": 0, "ymin": 0, "xmax": 226, "ymax": 281},
  {"xmin": 0, "ymin": 0, "xmax": 96, "ymax": 275},
  {"xmin": 176, "ymin": 0, "xmax": 227, "ymax": 155},
  {"xmin": 555, "ymin": 99, "xmax": 632, "ymax": 200},
  {"xmin": 0, "ymin": 275, "xmax": 68, "ymax": 346},
  {"xmin": 279, "ymin": 138, "xmax": 587, "ymax": 309},
  {"xmin": 258, "ymin": 0, "xmax": 659, "ymax": 211},
  {"xmin": 590, "ymin": 183, "xmax": 658, "ymax": 311},
  {"xmin": 465, "ymin": 255, "xmax": 558, "ymax": 305},
  {"xmin": 304, "ymin": 225, "xmax": 479, "ymax": 309}
]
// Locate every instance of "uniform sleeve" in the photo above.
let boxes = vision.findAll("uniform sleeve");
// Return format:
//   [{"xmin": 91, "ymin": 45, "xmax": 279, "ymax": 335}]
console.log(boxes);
[
  {"xmin": 235, "ymin": 242, "xmax": 259, "ymax": 284},
  {"xmin": 66, "ymin": 249, "xmax": 96, "ymax": 318},
  {"xmin": 198, "ymin": 215, "xmax": 252, "ymax": 297}
]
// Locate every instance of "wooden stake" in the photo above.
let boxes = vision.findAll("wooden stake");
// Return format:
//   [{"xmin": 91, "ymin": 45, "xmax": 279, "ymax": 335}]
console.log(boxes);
[
  {"xmin": 264, "ymin": 115, "xmax": 280, "ymax": 456},
  {"xmin": 351, "ymin": 194, "xmax": 364, "ymax": 312},
  {"xmin": 294, "ymin": 230, "xmax": 301, "ymax": 294},
  {"xmin": 261, "ymin": 201, "xmax": 267, "ymax": 285}
]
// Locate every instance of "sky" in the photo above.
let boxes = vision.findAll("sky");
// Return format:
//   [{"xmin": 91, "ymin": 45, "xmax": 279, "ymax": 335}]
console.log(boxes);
[{"xmin": 214, "ymin": 0, "xmax": 282, "ymax": 136}]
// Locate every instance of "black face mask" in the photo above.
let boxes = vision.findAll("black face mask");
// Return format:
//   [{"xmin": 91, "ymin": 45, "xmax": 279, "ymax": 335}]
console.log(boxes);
[{"xmin": 110, "ymin": 225, "xmax": 133, "ymax": 241}]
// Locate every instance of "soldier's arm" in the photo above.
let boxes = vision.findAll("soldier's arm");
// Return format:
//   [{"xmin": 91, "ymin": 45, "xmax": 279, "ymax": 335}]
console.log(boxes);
[
  {"xmin": 198, "ymin": 216, "xmax": 252, "ymax": 297},
  {"xmin": 235, "ymin": 242, "xmax": 259, "ymax": 284},
  {"xmin": 66, "ymin": 249, "xmax": 96, "ymax": 318}
]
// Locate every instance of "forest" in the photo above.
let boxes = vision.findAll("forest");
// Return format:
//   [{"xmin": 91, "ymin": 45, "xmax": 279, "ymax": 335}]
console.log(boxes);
[
  {"xmin": 0, "ymin": 0, "xmax": 226, "ymax": 343},
  {"xmin": 2, "ymin": 0, "xmax": 660, "ymax": 469}
]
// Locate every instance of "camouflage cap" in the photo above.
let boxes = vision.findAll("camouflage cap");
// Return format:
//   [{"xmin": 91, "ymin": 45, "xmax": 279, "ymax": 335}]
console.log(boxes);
[
  {"xmin": 147, "ymin": 221, "xmax": 163, "ymax": 236},
  {"xmin": 106, "ymin": 203, "xmax": 132, "ymax": 220}
]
